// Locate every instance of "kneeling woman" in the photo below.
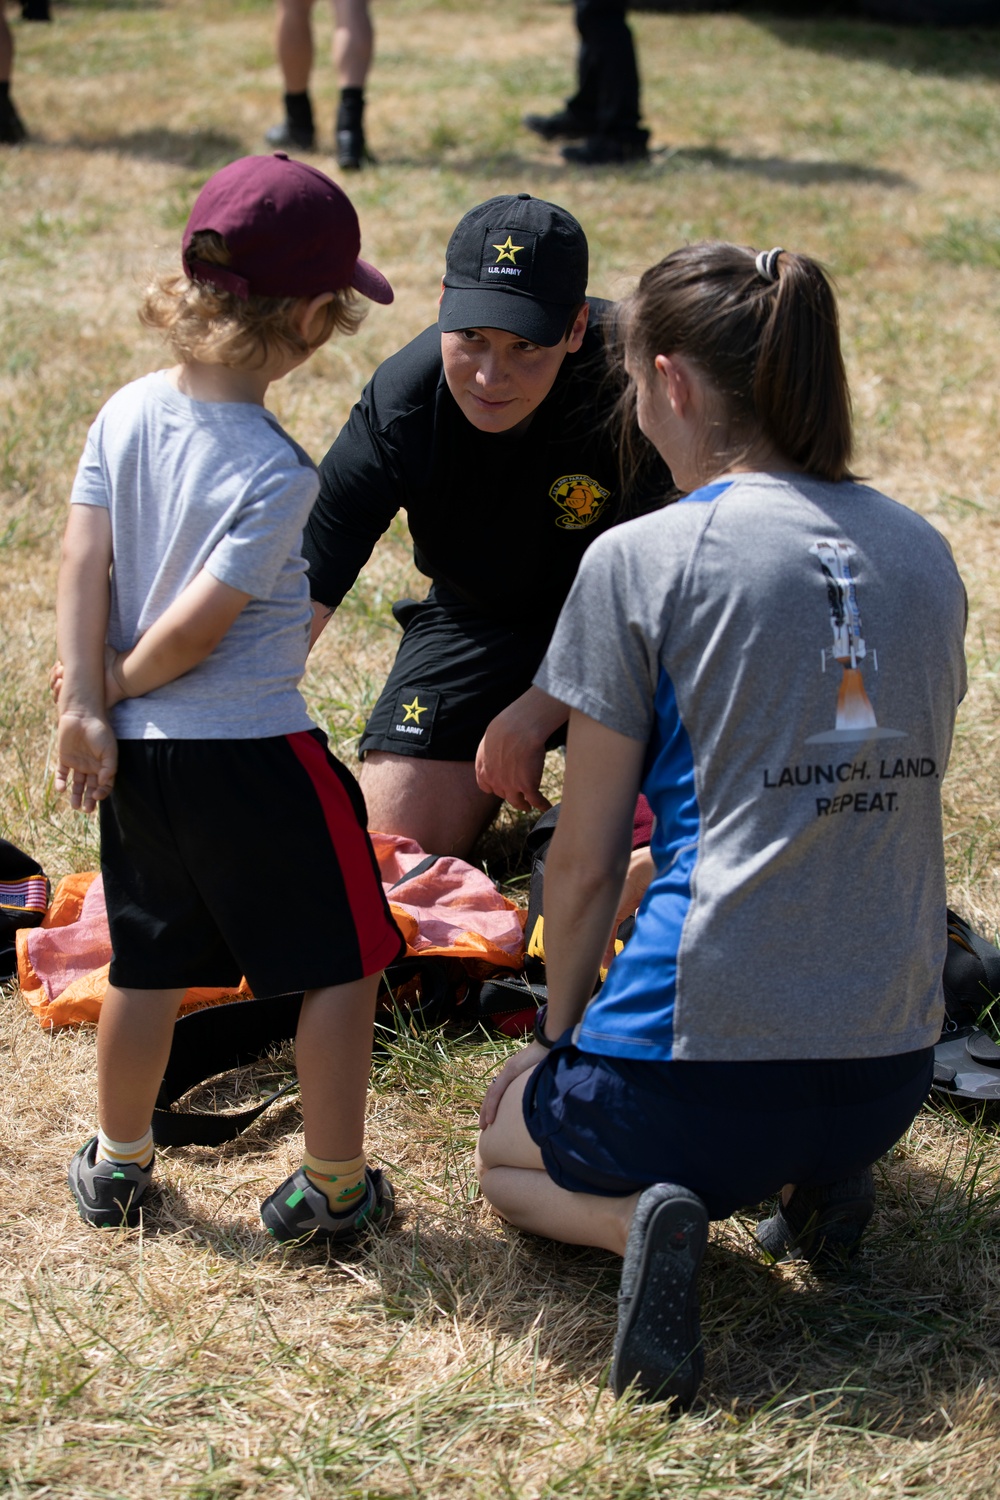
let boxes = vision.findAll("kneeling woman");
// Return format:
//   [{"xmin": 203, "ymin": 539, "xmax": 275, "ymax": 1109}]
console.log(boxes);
[{"xmin": 475, "ymin": 243, "xmax": 967, "ymax": 1409}]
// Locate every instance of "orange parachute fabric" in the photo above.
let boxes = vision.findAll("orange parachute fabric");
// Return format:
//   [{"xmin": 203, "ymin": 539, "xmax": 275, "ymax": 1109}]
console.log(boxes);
[{"xmin": 17, "ymin": 833, "xmax": 524, "ymax": 1030}]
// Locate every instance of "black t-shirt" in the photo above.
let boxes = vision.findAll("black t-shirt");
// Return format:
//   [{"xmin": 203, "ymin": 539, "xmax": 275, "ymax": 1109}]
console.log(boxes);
[{"xmin": 303, "ymin": 300, "xmax": 672, "ymax": 635}]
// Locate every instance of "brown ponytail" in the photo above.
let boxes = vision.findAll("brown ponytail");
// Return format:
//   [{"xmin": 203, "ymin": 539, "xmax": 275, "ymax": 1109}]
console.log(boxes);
[{"xmin": 622, "ymin": 242, "xmax": 854, "ymax": 482}]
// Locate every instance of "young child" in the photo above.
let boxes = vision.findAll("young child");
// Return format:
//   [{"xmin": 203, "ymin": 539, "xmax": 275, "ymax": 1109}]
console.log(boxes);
[{"xmin": 55, "ymin": 152, "xmax": 404, "ymax": 1243}]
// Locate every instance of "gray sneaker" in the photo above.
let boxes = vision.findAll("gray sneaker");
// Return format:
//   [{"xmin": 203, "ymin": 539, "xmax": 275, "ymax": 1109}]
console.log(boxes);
[
  {"xmin": 756, "ymin": 1168, "xmax": 875, "ymax": 1269},
  {"xmin": 261, "ymin": 1165, "xmax": 394, "ymax": 1246},
  {"xmin": 68, "ymin": 1136, "xmax": 154, "ymax": 1228}
]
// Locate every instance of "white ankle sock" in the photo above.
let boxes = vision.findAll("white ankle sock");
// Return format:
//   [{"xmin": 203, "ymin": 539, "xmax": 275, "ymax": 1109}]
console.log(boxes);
[{"xmin": 96, "ymin": 1128, "xmax": 153, "ymax": 1167}]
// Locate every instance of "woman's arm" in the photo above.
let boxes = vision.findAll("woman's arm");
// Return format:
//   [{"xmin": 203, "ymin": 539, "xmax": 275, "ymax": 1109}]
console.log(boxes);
[
  {"xmin": 479, "ymin": 708, "xmax": 646, "ymax": 1126},
  {"xmin": 541, "ymin": 710, "xmax": 647, "ymax": 1035}
]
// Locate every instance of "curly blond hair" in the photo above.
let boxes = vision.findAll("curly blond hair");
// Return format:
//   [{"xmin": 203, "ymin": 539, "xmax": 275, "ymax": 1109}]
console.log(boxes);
[{"xmin": 140, "ymin": 231, "xmax": 367, "ymax": 368}]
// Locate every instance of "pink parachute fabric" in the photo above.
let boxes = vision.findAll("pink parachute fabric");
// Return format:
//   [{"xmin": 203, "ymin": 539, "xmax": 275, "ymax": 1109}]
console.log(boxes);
[{"xmin": 18, "ymin": 833, "xmax": 524, "ymax": 1029}]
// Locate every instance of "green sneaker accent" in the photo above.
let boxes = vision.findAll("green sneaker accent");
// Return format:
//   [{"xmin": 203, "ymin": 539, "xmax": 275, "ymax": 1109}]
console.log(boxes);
[{"xmin": 261, "ymin": 1166, "xmax": 395, "ymax": 1246}]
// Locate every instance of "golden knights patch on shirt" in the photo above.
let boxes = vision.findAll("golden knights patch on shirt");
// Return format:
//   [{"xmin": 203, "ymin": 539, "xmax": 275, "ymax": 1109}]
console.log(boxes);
[
  {"xmin": 550, "ymin": 474, "xmax": 611, "ymax": 530},
  {"xmin": 386, "ymin": 688, "xmax": 440, "ymax": 746}
]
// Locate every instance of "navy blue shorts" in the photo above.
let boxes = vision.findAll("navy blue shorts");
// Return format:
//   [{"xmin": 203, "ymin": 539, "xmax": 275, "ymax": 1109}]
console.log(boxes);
[{"xmin": 523, "ymin": 1040, "xmax": 934, "ymax": 1220}]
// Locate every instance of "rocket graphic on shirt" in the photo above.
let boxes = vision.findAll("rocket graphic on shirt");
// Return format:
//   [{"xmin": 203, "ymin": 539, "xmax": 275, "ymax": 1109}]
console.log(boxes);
[{"xmin": 805, "ymin": 539, "xmax": 905, "ymax": 746}]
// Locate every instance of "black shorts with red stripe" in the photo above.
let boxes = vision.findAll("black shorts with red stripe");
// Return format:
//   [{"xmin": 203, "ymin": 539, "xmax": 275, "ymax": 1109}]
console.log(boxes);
[{"xmin": 99, "ymin": 730, "xmax": 404, "ymax": 994}]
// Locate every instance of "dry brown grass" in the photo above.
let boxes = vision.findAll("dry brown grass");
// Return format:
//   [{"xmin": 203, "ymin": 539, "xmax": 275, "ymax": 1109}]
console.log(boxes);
[{"xmin": 3, "ymin": 1, "xmax": 1000, "ymax": 1494}]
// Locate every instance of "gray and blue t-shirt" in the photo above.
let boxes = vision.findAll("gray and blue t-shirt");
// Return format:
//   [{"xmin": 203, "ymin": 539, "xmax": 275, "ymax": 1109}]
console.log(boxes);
[
  {"xmin": 70, "ymin": 372, "xmax": 319, "ymax": 740},
  {"xmin": 536, "ymin": 473, "xmax": 968, "ymax": 1063}
]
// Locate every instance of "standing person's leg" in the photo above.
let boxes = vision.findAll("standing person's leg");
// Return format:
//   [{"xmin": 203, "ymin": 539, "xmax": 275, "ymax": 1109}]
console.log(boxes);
[
  {"xmin": 68, "ymin": 985, "xmax": 186, "ymax": 1227},
  {"xmin": 523, "ymin": 0, "xmax": 599, "ymax": 142},
  {"xmin": 566, "ymin": 0, "xmax": 606, "ymax": 133},
  {"xmin": 294, "ymin": 976, "xmax": 378, "ymax": 1163},
  {"xmin": 237, "ymin": 730, "xmax": 403, "ymax": 1246},
  {"xmin": 260, "ymin": 972, "xmax": 396, "ymax": 1244},
  {"xmin": 267, "ymin": 0, "xmax": 318, "ymax": 149},
  {"xmin": 0, "ymin": 10, "xmax": 28, "ymax": 145},
  {"xmin": 331, "ymin": 0, "xmax": 373, "ymax": 169},
  {"xmin": 562, "ymin": 0, "xmax": 649, "ymax": 165}
]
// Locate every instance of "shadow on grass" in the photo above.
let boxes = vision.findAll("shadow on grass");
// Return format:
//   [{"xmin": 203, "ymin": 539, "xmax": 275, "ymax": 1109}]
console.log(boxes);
[
  {"xmin": 654, "ymin": 144, "xmax": 913, "ymax": 187},
  {"xmin": 124, "ymin": 1127, "xmax": 1000, "ymax": 1438},
  {"xmin": 349, "ymin": 1153, "xmax": 1000, "ymax": 1433},
  {"xmin": 643, "ymin": 2, "xmax": 1000, "ymax": 80},
  {"xmin": 55, "ymin": 0, "xmax": 163, "ymax": 9},
  {"xmin": 633, "ymin": 3, "xmax": 1000, "ymax": 78},
  {"xmin": 371, "ymin": 146, "xmax": 914, "ymax": 191},
  {"xmin": 59, "ymin": 128, "xmax": 243, "ymax": 170},
  {"xmin": 751, "ymin": 12, "xmax": 1000, "ymax": 83}
]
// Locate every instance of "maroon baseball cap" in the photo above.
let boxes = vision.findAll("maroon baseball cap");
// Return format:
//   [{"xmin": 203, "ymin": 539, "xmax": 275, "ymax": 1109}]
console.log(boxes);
[{"xmin": 182, "ymin": 153, "xmax": 393, "ymax": 305}]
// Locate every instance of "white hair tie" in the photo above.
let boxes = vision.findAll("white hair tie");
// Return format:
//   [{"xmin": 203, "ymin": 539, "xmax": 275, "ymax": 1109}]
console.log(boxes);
[{"xmin": 755, "ymin": 247, "xmax": 785, "ymax": 282}]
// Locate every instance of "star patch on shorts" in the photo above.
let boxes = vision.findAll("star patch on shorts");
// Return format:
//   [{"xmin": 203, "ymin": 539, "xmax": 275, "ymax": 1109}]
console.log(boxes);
[{"xmin": 386, "ymin": 689, "xmax": 440, "ymax": 746}]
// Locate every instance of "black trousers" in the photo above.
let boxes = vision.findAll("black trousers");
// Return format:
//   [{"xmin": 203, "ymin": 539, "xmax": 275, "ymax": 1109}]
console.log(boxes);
[{"xmin": 567, "ymin": 0, "xmax": 644, "ymax": 140}]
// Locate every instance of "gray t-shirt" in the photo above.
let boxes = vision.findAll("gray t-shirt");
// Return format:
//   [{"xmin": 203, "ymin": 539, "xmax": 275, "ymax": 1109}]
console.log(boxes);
[
  {"xmin": 70, "ymin": 372, "xmax": 318, "ymax": 739},
  {"xmin": 537, "ymin": 473, "xmax": 968, "ymax": 1062}
]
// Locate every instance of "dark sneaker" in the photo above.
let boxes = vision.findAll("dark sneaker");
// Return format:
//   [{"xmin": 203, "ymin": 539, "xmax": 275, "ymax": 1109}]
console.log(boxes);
[
  {"xmin": 264, "ymin": 119, "xmax": 316, "ymax": 151},
  {"xmin": 0, "ymin": 97, "xmax": 28, "ymax": 146},
  {"xmin": 68, "ymin": 1136, "xmax": 154, "ymax": 1229},
  {"xmin": 611, "ymin": 1183, "xmax": 707, "ymax": 1409},
  {"xmin": 523, "ymin": 108, "xmax": 593, "ymax": 142},
  {"xmin": 336, "ymin": 123, "xmax": 369, "ymax": 171},
  {"xmin": 756, "ymin": 1168, "xmax": 875, "ymax": 1270},
  {"xmin": 261, "ymin": 1164, "xmax": 394, "ymax": 1246},
  {"xmin": 561, "ymin": 132, "xmax": 650, "ymax": 166}
]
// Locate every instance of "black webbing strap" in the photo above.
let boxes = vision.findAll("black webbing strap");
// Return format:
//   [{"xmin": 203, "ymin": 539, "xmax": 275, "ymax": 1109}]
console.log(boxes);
[
  {"xmin": 150, "ymin": 857, "xmax": 446, "ymax": 1147},
  {"xmin": 152, "ymin": 992, "xmax": 303, "ymax": 1147},
  {"xmin": 388, "ymin": 854, "xmax": 441, "ymax": 889}
]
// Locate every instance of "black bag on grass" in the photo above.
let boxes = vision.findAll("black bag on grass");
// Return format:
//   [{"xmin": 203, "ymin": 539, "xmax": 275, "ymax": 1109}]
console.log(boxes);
[
  {"xmin": 470, "ymin": 806, "xmax": 637, "ymax": 1037},
  {"xmin": 471, "ymin": 807, "xmax": 557, "ymax": 1036},
  {"xmin": 0, "ymin": 839, "xmax": 49, "ymax": 981},
  {"xmin": 932, "ymin": 909, "xmax": 1000, "ymax": 1107}
]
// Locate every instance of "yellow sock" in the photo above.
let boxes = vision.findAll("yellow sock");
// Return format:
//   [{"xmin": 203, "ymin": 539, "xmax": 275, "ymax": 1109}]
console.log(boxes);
[{"xmin": 302, "ymin": 1150, "xmax": 367, "ymax": 1213}]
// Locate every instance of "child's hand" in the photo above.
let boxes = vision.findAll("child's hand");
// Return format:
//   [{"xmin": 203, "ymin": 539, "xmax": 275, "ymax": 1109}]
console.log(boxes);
[
  {"xmin": 49, "ymin": 659, "xmax": 64, "ymax": 708},
  {"xmin": 55, "ymin": 711, "xmax": 118, "ymax": 813}
]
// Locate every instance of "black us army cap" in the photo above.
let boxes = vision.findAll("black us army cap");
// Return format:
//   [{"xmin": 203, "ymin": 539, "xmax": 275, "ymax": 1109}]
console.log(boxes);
[{"xmin": 438, "ymin": 193, "xmax": 589, "ymax": 347}]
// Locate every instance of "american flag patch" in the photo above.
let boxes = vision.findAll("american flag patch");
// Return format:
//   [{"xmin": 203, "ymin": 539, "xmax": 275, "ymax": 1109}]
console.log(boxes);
[{"xmin": 0, "ymin": 875, "xmax": 48, "ymax": 914}]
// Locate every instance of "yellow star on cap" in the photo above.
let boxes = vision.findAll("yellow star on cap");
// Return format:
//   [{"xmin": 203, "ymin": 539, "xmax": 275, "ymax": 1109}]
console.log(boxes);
[
  {"xmin": 492, "ymin": 235, "xmax": 524, "ymax": 265},
  {"xmin": 401, "ymin": 695, "xmax": 427, "ymax": 724}
]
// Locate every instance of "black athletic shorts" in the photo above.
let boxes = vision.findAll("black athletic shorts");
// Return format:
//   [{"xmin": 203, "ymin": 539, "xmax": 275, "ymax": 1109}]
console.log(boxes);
[
  {"xmin": 100, "ymin": 730, "xmax": 404, "ymax": 994},
  {"xmin": 358, "ymin": 583, "xmax": 566, "ymax": 762}
]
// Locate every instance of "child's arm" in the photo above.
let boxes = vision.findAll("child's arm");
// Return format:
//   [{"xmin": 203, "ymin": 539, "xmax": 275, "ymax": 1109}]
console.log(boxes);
[
  {"xmin": 55, "ymin": 505, "xmax": 117, "ymax": 812},
  {"xmin": 108, "ymin": 568, "xmax": 253, "ymax": 702}
]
